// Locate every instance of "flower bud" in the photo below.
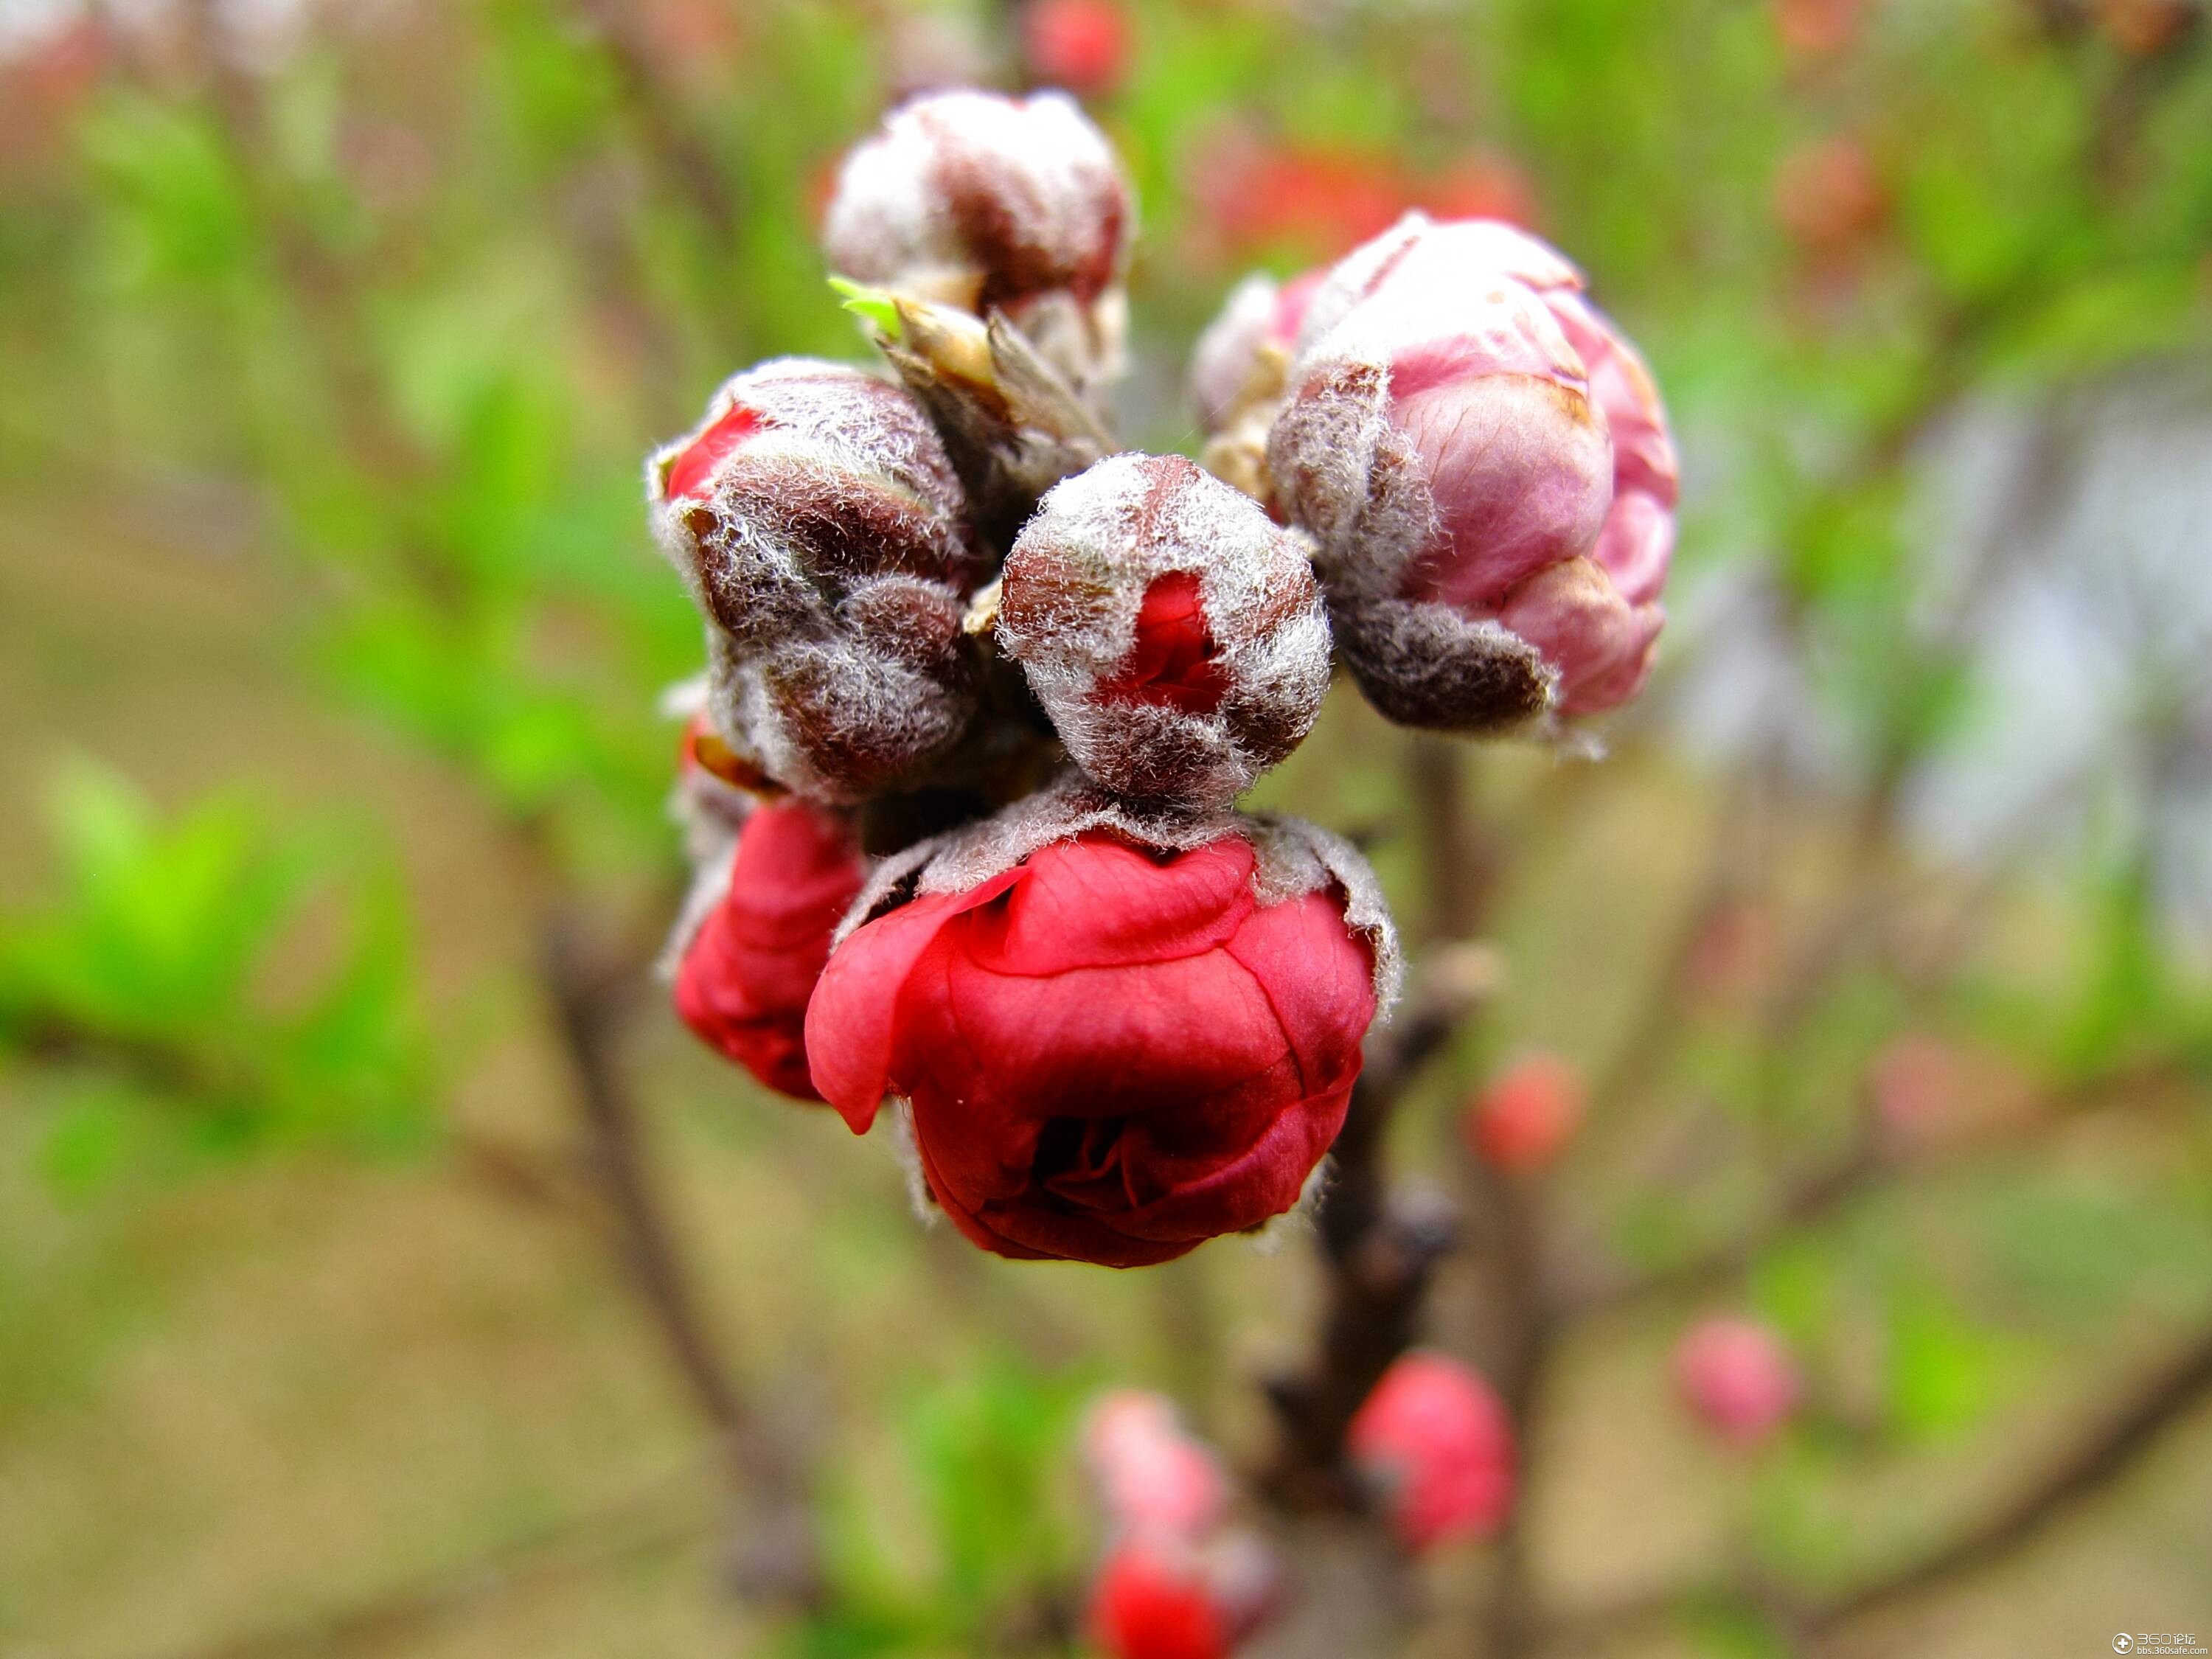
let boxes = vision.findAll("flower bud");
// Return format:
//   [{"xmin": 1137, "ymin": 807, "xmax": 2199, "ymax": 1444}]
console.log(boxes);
[
  {"xmin": 1462, "ymin": 1052, "xmax": 1585, "ymax": 1175},
  {"xmin": 1023, "ymin": 0, "xmax": 1134, "ymax": 97},
  {"xmin": 805, "ymin": 780, "xmax": 1398, "ymax": 1267},
  {"xmin": 647, "ymin": 358, "xmax": 991, "ymax": 802},
  {"xmin": 1089, "ymin": 1532, "xmax": 1278, "ymax": 1659},
  {"xmin": 998, "ymin": 455, "xmax": 1330, "ymax": 810},
  {"xmin": 1188, "ymin": 269, "xmax": 1323, "ymax": 500},
  {"xmin": 1347, "ymin": 1353, "xmax": 1516, "ymax": 1553},
  {"xmin": 672, "ymin": 798, "xmax": 869, "ymax": 1102},
  {"xmin": 1270, "ymin": 213, "xmax": 1676, "ymax": 731},
  {"xmin": 1083, "ymin": 1391, "xmax": 1230, "ymax": 1540},
  {"xmin": 824, "ymin": 89, "xmax": 1134, "ymax": 386},
  {"xmin": 1674, "ymin": 1316, "xmax": 1801, "ymax": 1447}
]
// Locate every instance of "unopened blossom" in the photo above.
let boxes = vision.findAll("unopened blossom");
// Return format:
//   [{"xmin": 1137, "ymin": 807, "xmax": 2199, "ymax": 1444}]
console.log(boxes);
[
  {"xmin": 805, "ymin": 788, "xmax": 1396, "ymax": 1267},
  {"xmin": 1083, "ymin": 1391, "xmax": 1230, "ymax": 1540},
  {"xmin": 1189, "ymin": 269, "xmax": 1325, "ymax": 498},
  {"xmin": 823, "ymin": 88, "xmax": 1133, "ymax": 383},
  {"xmin": 998, "ymin": 454, "xmax": 1330, "ymax": 809},
  {"xmin": 1463, "ymin": 1052, "xmax": 1586, "ymax": 1175},
  {"xmin": 646, "ymin": 358, "xmax": 990, "ymax": 802},
  {"xmin": 1674, "ymin": 1316, "xmax": 1802, "ymax": 1447},
  {"xmin": 1348, "ymin": 1353, "xmax": 1517, "ymax": 1553},
  {"xmin": 672, "ymin": 798, "xmax": 869, "ymax": 1102},
  {"xmin": 1022, "ymin": 0, "xmax": 1134, "ymax": 97},
  {"xmin": 1090, "ymin": 1531, "xmax": 1278, "ymax": 1659},
  {"xmin": 1270, "ymin": 213, "xmax": 1677, "ymax": 731}
]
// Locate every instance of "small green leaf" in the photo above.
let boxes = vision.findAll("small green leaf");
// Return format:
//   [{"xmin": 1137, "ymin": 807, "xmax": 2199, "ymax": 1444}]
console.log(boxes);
[{"xmin": 829, "ymin": 276, "xmax": 902, "ymax": 341}]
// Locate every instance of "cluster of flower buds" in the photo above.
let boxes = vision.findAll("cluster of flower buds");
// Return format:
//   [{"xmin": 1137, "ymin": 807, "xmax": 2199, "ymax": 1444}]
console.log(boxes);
[
  {"xmin": 1200, "ymin": 212, "xmax": 1678, "ymax": 734},
  {"xmin": 1348, "ymin": 1352, "xmax": 1517, "ymax": 1553},
  {"xmin": 653, "ymin": 84, "xmax": 1674, "ymax": 1272},
  {"xmin": 1082, "ymin": 1392, "xmax": 1279, "ymax": 1659},
  {"xmin": 1674, "ymin": 1315, "xmax": 1804, "ymax": 1447}
]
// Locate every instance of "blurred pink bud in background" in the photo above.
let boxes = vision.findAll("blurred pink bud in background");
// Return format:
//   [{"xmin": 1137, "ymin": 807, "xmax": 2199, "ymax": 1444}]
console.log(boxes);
[
  {"xmin": 1083, "ymin": 1391, "xmax": 1231, "ymax": 1540},
  {"xmin": 1674, "ymin": 1316, "xmax": 1803, "ymax": 1447},
  {"xmin": 1023, "ymin": 0, "xmax": 1135, "ymax": 97},
  {"xmin": 1348, "ymin": 1352, "xmax": 1517, "ymax": 1552},
  {"xmin": 1464, "ymin": 1052, "xmax": 1587, "ymax": 1174}
]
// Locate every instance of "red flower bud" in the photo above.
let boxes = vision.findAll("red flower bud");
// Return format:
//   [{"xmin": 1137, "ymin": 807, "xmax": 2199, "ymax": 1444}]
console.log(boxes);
[
  {"xmin": 823, "ymin": 89, "xmax": 1133, "ymax": 383},
  {"xmin": 1463, "ymin": 1052, "xmax": 1585, "ymax": 1174},
  {"xmin": 1270, "ymin": 214, "xmax": 1677, "ymax": 731},
  {"xmin": 804, "ymin": 787, "xmax": 1397, "ymax": 1267},
  {"xmin": 647, "ymin": 359, "xmax": 990, "ymax": 802},
  {"xmin": 1089, "ymin": 1533, "xmax": 1276, "ymax": 1659},
  {"xmin": 1083, "ymin": 1391, "xmax": 1230, "ymax": 1540},
  {"xmin": 1773, "ymin": 136, "xmax": 1888, "ymax": 256},
  {"xmin": 1348, "ymin": 1353, "xmax": 1517, "ymax": 1553},
  {"xmin": 1023, "ymin": 0, "xmax": 1134, "ymax": 97},
  {"xmin": 672, "ymin": 799, "xmax": 869, "ymax": 1102},
  {"xmin": 2096, "ymin": 0, "xmax": 2199, "ymax": 55},
  {"xmin": 1674, "ymin": 1316, "xmax": 1801, "ymax": 1447},
  {"xmin": 998, "ymin": 455, "xmax": 1330, "ymax": 809}
]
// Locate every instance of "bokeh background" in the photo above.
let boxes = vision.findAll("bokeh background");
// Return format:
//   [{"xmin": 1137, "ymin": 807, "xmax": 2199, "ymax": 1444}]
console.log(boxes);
[{"xmin": 3, "ymin": 1, "xmax": 2211, "ymax": 1655}]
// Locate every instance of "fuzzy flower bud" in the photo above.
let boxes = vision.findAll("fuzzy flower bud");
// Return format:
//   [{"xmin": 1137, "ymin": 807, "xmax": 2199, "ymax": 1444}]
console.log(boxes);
[
  {"xmin": 1462, "ymin": 1052, "xmax": 1585, "ymax": 1175},
  {"xmin": 672, "ymin": 798, "xmax": 869, "ymax": 1102},
  {"xmin": 1188, "ymin": 269, "xmax": 1324, "ymax": 500},
  {"xmin": 1348, "ymin": 1353, "xmax": 1517, "ymax": 1554},
  {"xmin": 805, "ymin": 782, "xmax": 1398, "ymax": 1267},
  {"xmin": 1083, "ymin": 1391, "xmax": 1231, "ymax": 1540},
  {"xmin": 647, "ymin": 358, "xmax": 991, "ymax": 803},
  {"xmin": 998, "ymin": 455, "xmax": 1330, "ymax": 810},
  {"xmin": 1674, "ymin": 1316, "xmax": 1802, "ymax": 1447},
  {"xmin": 1270, "ymin": 213, "xmax": 1677, "ymax": 731},
  {"xmin": 1089, "ymin": 1532, "xmax": 1279, "ymax": 1659},
  {"xmin": 824, "ymin": 89, "xmax": 1133, "ymax": 385}
]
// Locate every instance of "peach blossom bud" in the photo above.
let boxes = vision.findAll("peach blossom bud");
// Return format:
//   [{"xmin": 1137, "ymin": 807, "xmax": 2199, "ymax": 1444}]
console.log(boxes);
[
  {"xmin": 1348, "ymin": 1353, "xmax": 1516, "ymax": 1552},
  {"xmin": 1674, "ymin": 1316, "xmax": 1801, "ymax": 1447},
  {"xmin": 1023, "ymin": 0, "xmax": 1135, "ymax": 97},
  {"xmin": 1463, "ymin": 1053, "xmax": 1585, "ymax": 1174},
  {"xmin": 646, "ymin": 358, "xmax": 990, "ymax": 802},
  {"xmin": 998, "ymin": 455, "xmax": 1330, "ymax": 809},
  {"xmin": 1270, "ymin": 214, "xmax": 1674, "ymax": 731},
  {"xmin": 1089, "ymin": 1531, "xmax": 1279, "ymax": 1659},
  {"xmin": 1773, "ymin": 136, "xmax": 1888, "ymax": 256},
  {"xmin": 1083, "ymin": 1391, "xmax": 1231, "ymax": 1540},
  {"xmin": 824, "ymin": 89, "xmax": 1133, "ymax": 384}
]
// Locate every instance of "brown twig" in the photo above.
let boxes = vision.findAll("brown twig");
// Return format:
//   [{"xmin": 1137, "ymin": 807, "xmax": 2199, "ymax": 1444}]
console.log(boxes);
[{"xmin": 1259, "ymin": 965, "xmax": 1483, "ymax": 1509}]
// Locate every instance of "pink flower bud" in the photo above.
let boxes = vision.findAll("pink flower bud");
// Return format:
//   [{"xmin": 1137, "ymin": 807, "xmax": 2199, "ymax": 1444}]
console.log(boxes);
[
  {"xmin": 1188, "ymin": 271, "xmax": 1324, "ymax": 500},
  {"xmin": 823, "ymin": 89, "xmax": 1133, "ymax": 381},
  {"xmin": 1463, "ymin": 1052, "xmax": 1585, "ymax": 1175},
  {"xmin": 805, "ymin": 782, "xmax": 1398, "ymax": 1266},
  {"xmin": 1773, "ymin": 136, "xmax": 1888, "ymax": 257},
  {"xmin": 1089, "ymin": 1533, "xmax": 1279, "ymax": 1659},
  {"xmin": 1083, "ymin": 1391, "xmax": 1230, "ymax": 1540},
  {"xmin": 672, "ymin": 798, "xmax": 869, "ymax": 1102},
  {"xmin": 647, "ymin": 359, "xmax": 990, "ymax": 802},
  {"xmin": 1270, "ymin": 213, "xmax": 1677, "ymax": 731},
  {"xmin": 1674, "ymin": 1316, "xmax": 1801, "ymax": 1448},
  {"xmin": 1023, "ymin": 0, "xmax": 1134, "ymax": 97},
  {"xmin": 998, "ymin": 455, "xmax": 1330, "ymax": 809},
  {"xmin": 1347, "ymin": 1353, "xmax": 1516, "ymax": 1553},
  {"xmin": 2096, "ymin": 0, "xmax": 2199, "ymax": 55}
]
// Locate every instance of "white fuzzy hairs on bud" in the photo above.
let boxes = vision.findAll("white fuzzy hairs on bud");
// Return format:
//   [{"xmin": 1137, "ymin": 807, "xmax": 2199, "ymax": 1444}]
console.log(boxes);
[
  {"xmin": 824, "ymin": 89, "xmax": 1134, "ymax": 388},
  {"xmin": 646, "ymin": 358, "xmax": 993, "ymax": 804},
  {"xmin": 996, "ymin": 454, "xmax": 1332, "ymax": 811}
]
